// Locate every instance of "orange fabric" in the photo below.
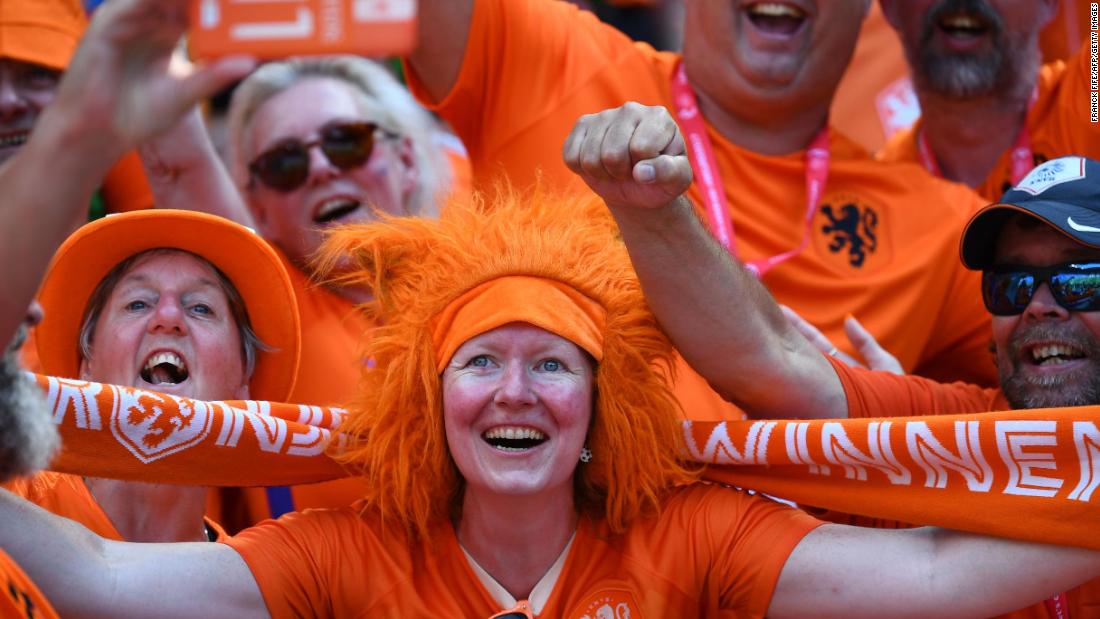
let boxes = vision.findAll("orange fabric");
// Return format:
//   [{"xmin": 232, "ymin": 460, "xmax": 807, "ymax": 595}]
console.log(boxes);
[
  {"xmin": 3, "ymin": 471, "xmax": 227, "ymax": 542},
  {"xmin": 830, "ymin": 2, "xmax": 917, "ymax": 153},
  {"xmin": 35, "ymin": 209, "xmax": 301, "ymax": 403},
  {"xmin": 403, "ymin": 0, "xmax": 997, "ymax": 395},
  {"xmin": 223, "ymin": 484, "xmax": 820, "ymax": 618},
  {"xmin": 40, "ymin": 370, "xmax": 1100, "ymax": 549},
  {"xmin": 100, "ymin": 152, "xmax": 155, "ymax": 214},
  {"xmin": 0, "ymin": 0, "xmax": 85, "ymax": 71},
  {"xmin": 227, "ymin": 252, "xmax": 373, "ymax": 530},
  {"xmin": 432, "ymin": 276, "xmax": 606, "ymax": 370},
  {"xmin": 0, "ymin": 549, "xmax": 57, "ymax": 619},
  {"xmin": 1040, "ymin": 0, "xmax": 1092, "ymax": 63},
  {"xmin": 878, "ymin": 45, "xmax": 1100, "ymax": 202}
]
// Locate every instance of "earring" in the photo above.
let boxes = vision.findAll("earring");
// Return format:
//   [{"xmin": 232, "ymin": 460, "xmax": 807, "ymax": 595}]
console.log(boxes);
[{"xmin": 579, "ymin": 446, "xmax": 593, "ymax": 463}]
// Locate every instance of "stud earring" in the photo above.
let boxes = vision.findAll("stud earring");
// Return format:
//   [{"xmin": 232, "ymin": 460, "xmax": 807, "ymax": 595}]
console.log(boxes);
[{"xmin": 579, "ymin": 446, "xmax": 593, "ymax": 463}]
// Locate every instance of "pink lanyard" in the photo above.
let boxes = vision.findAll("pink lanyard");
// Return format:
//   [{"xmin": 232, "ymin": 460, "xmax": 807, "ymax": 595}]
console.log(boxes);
[
  {"xmin": 1044, "ymin": 592, "xmax": 1070, "ymax": 619},
  {"xmin": 916, "ymin": 88, "xmax": 1037, "ymax": 186},
  {"xmin": 670, "ymin": 62, "xmax": 830, "ymax": 278}
]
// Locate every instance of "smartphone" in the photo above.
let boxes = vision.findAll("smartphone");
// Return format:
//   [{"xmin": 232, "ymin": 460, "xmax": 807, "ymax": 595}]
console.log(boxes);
[{"xmin": 189, "ymin": 0, "xmax": 417, "ymax": 60}]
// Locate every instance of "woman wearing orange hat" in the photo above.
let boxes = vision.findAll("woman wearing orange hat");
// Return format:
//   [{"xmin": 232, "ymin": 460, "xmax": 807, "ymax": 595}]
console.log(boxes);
[
  {"xmin": 3, "ymin": 186, "xmax": 1100, "ymax": 618},
  {"xmin": 7, "ymin": 208, "xmax": 300, "ymax": 543}
]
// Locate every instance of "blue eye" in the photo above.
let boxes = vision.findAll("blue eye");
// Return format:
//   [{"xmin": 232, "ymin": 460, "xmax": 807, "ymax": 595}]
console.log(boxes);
[
  {"xmin": 466, "ymin": 355, "xmax": 490, "ymax": 368},
  {"xmin": 539, "ymin": 359, "xmax": 564, "ymax": 372},
  {"xmin": 190, "ymin": 303, "xmax": 213, "ymax": 315},
  {"xmin": 125, "ymin": 300, "xmax": 148, "ymax": 311}
]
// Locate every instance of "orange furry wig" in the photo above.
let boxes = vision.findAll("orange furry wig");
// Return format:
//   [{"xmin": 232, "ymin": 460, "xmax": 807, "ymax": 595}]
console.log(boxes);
[{"xmin": 316, "ymin": 187, "xmax": 699, "ymax": 540}]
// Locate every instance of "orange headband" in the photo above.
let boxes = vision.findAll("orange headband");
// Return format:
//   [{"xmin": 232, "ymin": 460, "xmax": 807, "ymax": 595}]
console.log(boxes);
[{"xmin": 432, "ymin": 276, "xmax": 606, "ymax": 372}]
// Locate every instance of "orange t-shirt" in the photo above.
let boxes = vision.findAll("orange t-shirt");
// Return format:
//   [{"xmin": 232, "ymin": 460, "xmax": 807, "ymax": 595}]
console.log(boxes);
[
  {"xmin": 224, "ymin": 251, "xmax": 371, "ymax": 531},
  {"xmin": 877, "ymin": 44, "xmax": 1100, "ymax": 202},
  {"xmin": 828, "ymin": 358, "xmax": 1100, "ymax": 618},
  {"xmin": 0, "ymin": 549, "xmax": 57, "ymax": 619},
  {"xmin": 405, "ymin": 0, "xmax": 997, "ymax": 402},
  {"xmin": 5, "ymin": 471, "xmax": 226, "ymax": 542},
  {"xmin": 224, "ymin": 483, "xmax": 822, "ymax": 618},
  {"xmin": 830, "ymin": 2, "xmax": 918, "ymax": 153}
]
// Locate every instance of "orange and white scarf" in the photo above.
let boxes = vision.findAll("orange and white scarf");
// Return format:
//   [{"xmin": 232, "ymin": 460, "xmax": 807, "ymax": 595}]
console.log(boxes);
[{"xmin": 35, "ymin": 373, "xmax": 1100, "ymax": 549}]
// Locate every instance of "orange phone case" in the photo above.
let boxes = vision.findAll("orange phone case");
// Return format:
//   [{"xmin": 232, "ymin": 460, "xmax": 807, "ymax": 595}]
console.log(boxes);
[{"xmin": 189, "ymin": 0, "xmax": 417, "ymax": 60}]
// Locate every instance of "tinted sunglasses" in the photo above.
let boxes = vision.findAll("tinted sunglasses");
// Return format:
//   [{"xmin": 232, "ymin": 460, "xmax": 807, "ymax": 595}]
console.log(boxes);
[
  {"xmin": 982, "ymin": 261, "xmax": 1100, "ymax": 316},
  {"xmin": 248, "ymin": 121, "xmax": 392, "ymax": 192}
]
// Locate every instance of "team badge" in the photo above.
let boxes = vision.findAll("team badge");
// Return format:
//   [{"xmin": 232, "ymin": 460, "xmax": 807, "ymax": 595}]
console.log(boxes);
[
  {"xmin": 813, "ymin": 195, "xmax": 890, "ymax": 273},
  {"xmin": 110, "ymin": 386, "xmax": 214, "ymax": 463}
]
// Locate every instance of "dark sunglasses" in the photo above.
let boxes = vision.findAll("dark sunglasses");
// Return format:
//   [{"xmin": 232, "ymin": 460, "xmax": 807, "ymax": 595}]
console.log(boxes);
[
  {"xmin": 982, "ymin": 261, "xmax": 1100, "ymax": 316},
  {"xmin": 248, "ymin": 121, "xmax": 392, "ymax": 192}
]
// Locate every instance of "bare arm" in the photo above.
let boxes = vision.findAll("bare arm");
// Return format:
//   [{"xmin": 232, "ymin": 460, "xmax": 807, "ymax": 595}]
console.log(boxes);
[
  {"xmin": 771, "ymin": 524, "xmax": 1100, "ymax": 618},
  {"xmin": 0, "ymin": 0, "xmax": 252, "ymax": 349},
  {"xmin": 563, "ymin": 103, "xmax": 847, "ymax": 419},
  {"xmin": 0, "ymin": 489, "xmax": 267, "ymax": 618},
  {"xmin": 138, "ymin": 104, "xmax": 256, "ymax": 226},
  {"xmin": 405, "ymin": 0, "xmax": 474, "ymax": 103}
]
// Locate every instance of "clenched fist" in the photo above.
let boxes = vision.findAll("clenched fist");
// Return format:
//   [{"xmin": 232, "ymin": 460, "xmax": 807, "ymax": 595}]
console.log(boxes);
[{"xmin": 563, "ymin": 102, "xmax": 693, "ymax": 211}]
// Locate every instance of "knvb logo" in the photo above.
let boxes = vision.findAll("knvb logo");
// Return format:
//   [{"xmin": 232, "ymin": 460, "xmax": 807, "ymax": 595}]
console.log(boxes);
[{"xmin": 819, "ymin": 202, "xmax": 879, "ymax": 268}]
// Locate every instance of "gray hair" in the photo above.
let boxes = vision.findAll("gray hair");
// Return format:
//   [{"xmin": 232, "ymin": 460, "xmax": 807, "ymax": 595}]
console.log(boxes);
[
  {"xmin": 0, "ymin": 323, "xmax": 57, "ymax": 481},
  {"xmin": 78, "ymin": 249, "xmax": 268, "ymax": 380},
  {"xmin": 227, "ymin": 56, "xmax": 449, "ymax": 217}
]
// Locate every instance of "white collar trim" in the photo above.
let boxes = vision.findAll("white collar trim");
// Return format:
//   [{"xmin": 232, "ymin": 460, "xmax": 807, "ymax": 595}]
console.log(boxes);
[{"xmin": 460, "ymin": 531, "xmax": 576, "ymax": 615}]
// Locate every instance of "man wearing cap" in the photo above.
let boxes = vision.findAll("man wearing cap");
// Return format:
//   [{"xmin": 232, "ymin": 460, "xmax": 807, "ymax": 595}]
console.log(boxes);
[
  {"xmin": 572, "ymin": 103, "xmax": 1100, "ymax": 615},
  {"xmin": 876, "ymin": 0, "xmax": 1100, "ymax": 201},
  {"xmin": 7, "ymin": 208, "xmax": 300, "ymax": 543}
]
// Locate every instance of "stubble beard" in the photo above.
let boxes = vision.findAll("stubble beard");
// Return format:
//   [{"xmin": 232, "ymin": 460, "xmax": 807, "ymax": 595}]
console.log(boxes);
[{"xmin": 1000, "ymin": 322, "xmax": 1100, "ymax": 410}]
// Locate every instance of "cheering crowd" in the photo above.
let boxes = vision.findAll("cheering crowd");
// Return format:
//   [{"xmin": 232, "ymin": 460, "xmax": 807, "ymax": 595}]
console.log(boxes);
[{"xmin": 1, "ymin": 0, "xmax": 1100, "ymax": 616}]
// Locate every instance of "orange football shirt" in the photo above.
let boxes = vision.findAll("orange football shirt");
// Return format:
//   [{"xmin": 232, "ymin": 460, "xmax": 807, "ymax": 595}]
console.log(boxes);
[
  {"xmin": 404, "ymin": 0, "xmax": 998, "ymax": 404},
  {"xmin": 224, "ymin": 484, "xmax": 822, "ymax": 617},
  {"xmin": 878, "ymin": 45, "xmax": 1100, "ymax": 202},
  {"xmin": 0, "ymin": 549, "xmax": 57, "ymax": 619}
]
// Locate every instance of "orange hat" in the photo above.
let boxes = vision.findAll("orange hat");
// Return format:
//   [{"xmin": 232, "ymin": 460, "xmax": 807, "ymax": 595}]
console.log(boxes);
[
  {"xmin": 0, "ymin": 0, "xmax": 87, "ymax": 71},
  {"xmin": 36, "ymin": 210, "xmax": 301, "ymax": 402},
  {"xmin": 316, "ymin": 186, "xmax": 699, "ymax": 541}
]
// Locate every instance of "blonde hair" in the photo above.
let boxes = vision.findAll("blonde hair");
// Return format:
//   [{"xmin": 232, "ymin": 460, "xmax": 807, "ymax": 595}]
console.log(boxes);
[
  {"xmin": 226, "ymin": 56, "xmax": 449, "ymax": 216},
  {"xmin": 316, "ymin": 186, "xmax": 700, "ymax": 541}
]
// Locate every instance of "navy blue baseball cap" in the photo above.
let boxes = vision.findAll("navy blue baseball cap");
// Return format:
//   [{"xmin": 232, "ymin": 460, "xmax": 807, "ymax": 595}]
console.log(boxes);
[{"xmin": 961, "ymin": 156, "xmax": 1100, "ymax": 270}]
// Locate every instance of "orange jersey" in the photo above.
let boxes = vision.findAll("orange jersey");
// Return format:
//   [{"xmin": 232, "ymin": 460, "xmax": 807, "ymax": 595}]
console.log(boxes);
[
  {"xmin": 830, "ymin": 2, "xmax": 918, "ymax": 153},
  {"xmin": 404, "ymin": 0, "xmax": 997, "ymax": 398},
  {"xmin": 829, "ymin": 359, "xmax": 1100, "ymax": 619},
  {"xmin": 100, "ymin": 152, "xmax": 154, "ymax": 214},
  {"xmin": 0, "ymin": 549, "xmax": 57, "ymax": 619},
  {"xmin": 224, "ymin": 251, "xmax": 372, "ymax": 531},
  {"xmin": 5, "ymin": 471, "xmax": 226, "ymax": 542},
  {"xmin": 878, "ymin": 45, "xmax": 1100, "ymax": 202},
  {"xmin": 224, "ymin": 483, "xmax": 822, "ymax": 618}
]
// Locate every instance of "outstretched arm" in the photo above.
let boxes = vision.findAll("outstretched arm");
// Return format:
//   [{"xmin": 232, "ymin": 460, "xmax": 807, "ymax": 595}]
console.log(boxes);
[
  {"xmin": 563, "ymin": 103, "xmax": 848, "ymax": 419},
  {"xmin": 0, "ymin": 490, "xmax": 267, "ymax": 618},
  {"xmin": 0, "ymin": 0, "xmax": 253, "ymax": 351},
  {"xmin": 770, "ymin": 523, "xmax": 1100, "ymax": 618}
]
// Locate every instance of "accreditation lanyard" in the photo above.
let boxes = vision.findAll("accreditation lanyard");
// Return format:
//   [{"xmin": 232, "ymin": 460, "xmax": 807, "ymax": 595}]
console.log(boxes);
[
  {"xmin": 1044, "ymin": 592, "xmax": 1069, "ymax": 619},
  {"xmin": 916, "ymin": 88, "xmax": 1037, "ymax": 186},
  {"xmin": 670, "ymin": 62, "xmax": 830, "ymax": 278}
]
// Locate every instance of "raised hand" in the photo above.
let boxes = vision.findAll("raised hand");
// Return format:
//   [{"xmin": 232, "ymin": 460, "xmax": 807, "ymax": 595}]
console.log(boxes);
[
  {"xmin": 50, "ymin": 0, "xmax": 255, "ymax": 157},
  {"xmin": 563, "ymin": 102, "xmax": 692, "ymax": 210}
]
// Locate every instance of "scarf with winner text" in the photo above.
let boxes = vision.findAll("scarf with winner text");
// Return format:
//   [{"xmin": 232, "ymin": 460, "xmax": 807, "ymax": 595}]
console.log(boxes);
[{"xmin": 34, "ymin": 373, "xmax": 1100, "ymax": 549}]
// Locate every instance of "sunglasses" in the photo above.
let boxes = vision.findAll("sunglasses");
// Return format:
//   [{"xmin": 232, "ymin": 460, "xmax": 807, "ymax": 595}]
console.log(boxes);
[
  {"xmin": 489, "ymin": 601, "xmax": 534, "ymax": 619},
  {"xmin": 982, "ymin": 261, "xmax": 1100, "ymax": 316},
  {"xmin": 248, "ymin": 121, "xmax": 393, "ymax": 192}
]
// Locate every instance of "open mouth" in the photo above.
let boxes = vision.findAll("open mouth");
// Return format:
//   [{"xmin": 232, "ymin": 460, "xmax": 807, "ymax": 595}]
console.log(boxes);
[
  {"xmin": 744, "ymin": 2, "xmax": 807, "ymax": 36},
  {"xmin": 0, "ymin": 132, "xmax": 28, "ymax": 149},
  {"xmin": 313, "ymin": 197, "xmax": 362, "ymax": 225},
  {"xmin": 936, "ymin": 11, "xmax": 991, "ymax": 41},
  {"xmin": 482, "ymin": 427, "xmax": 548, "ymax": 452},
  {"xmin": 140, "ymin": 351, "xmax": 190, "ymax": 386},
  {"xmin": 1027, "ymin": 343, "xmax": 1086, "ymax": 367}
]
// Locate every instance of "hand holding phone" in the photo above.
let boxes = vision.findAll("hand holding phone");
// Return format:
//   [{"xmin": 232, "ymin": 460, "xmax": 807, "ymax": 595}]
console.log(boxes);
[{"xmin": 189, "ymin": 0, "xmax": 417, "ymax": 59}]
